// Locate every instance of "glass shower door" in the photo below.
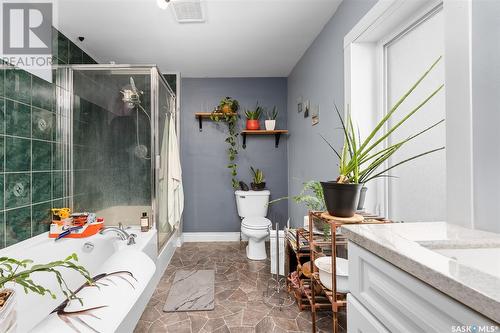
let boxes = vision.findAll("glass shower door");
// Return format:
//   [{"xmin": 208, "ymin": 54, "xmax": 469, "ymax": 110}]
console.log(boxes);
[
  {"xmin": 56, "ymin": 65, "xmax": 176, "ymax": 253},
  {"xmin": 70, "ymin": 67, "xmax": 154, "ymax": 225}
]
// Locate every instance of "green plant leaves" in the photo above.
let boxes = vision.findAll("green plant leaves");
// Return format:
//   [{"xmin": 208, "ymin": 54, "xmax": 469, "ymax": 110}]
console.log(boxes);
[
  {"xmin": 0, "ymin": 252, "xmax": 92, "ymax": 305},
  {"xmin": 211, "ymin": 110, "xmax": 240, "ymax": 188},
  {"xmin": 324, "ymin": 56, "xmax": 445, "ymax": 184},
  {"xmin": 250, "ymin": 166, "xmax": 265, "ymax": 184},
  {"xmin": 245, "ymin": 102, "xmax": 263, "ymax": 120}
]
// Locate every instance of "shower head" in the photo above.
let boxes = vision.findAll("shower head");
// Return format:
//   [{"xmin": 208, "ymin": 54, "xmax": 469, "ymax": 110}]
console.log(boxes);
[{"xmin": 121, "ymin": 77, "xmax": 143, "ymax": 109}]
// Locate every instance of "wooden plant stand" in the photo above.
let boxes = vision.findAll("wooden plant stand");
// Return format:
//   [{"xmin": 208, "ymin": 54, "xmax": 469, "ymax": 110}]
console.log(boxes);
[
  {"xmin": 307, "ymin": 211, "xmax": 391, "ymax": 333},
  {"xmin": 285, "ymin": 228, "xmax": 312, "ymax": 310}
]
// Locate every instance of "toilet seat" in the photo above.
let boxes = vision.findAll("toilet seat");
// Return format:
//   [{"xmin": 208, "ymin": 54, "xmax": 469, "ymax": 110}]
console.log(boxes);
[{"xmin": 241, "ymin": 217, "xmax": 271, "ymax": 230}]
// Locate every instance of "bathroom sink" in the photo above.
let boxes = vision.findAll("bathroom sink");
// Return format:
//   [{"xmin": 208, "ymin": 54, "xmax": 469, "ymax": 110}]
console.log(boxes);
[{"xmin": 431, "ymin": 247, "xmax": 500, "ymax": 278}]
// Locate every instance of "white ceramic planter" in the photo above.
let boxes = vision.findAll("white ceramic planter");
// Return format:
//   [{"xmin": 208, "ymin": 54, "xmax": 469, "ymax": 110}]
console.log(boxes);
[
  {"xmin": 314, "ymin": 256, "xmax": 349, "ymax": 292},
  {"xmin": 0, "ymin": 289, "xmax": 16, "ymax": 333},
  {"xmin": 265, "ymin": 120, "xmax": 276, "ymax": 131}
]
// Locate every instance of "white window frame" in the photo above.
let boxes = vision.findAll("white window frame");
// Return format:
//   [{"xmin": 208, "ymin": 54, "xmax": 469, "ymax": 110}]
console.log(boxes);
[{"xmin": 344, "ymin": 0, "xmax": 474, "ymax": 227}]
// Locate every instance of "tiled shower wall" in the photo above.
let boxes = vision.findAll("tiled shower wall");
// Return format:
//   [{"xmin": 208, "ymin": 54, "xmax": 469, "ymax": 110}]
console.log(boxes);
[
  {"xmin": 71, "ymin": 74, "xmax": 152, "ymax": 216},
  {"xmin": 0, "ymin": 29, "xmax": 97, "ymax": 248}
]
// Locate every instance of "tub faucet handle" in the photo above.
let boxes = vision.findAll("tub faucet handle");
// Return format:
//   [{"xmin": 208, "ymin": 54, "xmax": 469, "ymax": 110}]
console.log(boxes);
[
  {"xmin": 118, "ymin": 222, "xmax": 131, "ymax": 230},
  {"xmin": 127, "ymin": 233, "xmax": 137, "ymax": 245}
]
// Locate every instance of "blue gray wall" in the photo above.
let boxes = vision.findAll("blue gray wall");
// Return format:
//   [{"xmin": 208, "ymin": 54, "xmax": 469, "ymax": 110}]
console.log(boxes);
[
  {"xmin": 181, "ymin": 78, "xmax": 288, "ymax": 232},
  {"xmin": 286, "ymin": 0, "xmax": 376, "ymax": 227}
]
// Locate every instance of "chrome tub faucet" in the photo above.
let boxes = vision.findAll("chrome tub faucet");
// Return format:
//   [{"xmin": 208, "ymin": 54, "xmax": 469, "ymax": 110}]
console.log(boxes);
[{"xmin": 100, "ymin": 225, "xmax": 136, "ymax": 245}]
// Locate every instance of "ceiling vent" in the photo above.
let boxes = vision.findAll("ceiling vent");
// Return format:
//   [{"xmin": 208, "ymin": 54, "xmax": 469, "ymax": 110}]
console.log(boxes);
[{"xmin": 170, "ymin": 0, "xmax": 205, "ymax": 23}]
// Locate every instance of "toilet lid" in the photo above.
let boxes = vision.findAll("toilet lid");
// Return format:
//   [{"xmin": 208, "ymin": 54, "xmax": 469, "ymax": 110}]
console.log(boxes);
[{"xmin": 242, "ymin": 217, "xmax": 271, "ymax": 230}]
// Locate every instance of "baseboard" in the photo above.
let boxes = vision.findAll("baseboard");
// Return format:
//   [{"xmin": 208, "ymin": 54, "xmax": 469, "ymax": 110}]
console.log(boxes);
[{"xmin": 182, "ymin": 232, "xmax": 242, "ymax": 242}]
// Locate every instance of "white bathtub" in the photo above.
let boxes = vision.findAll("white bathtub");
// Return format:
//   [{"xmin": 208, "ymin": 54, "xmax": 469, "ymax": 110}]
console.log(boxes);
[{"xmin": 0, "ymin": 227, "xmax": 159, "ymax": 333}]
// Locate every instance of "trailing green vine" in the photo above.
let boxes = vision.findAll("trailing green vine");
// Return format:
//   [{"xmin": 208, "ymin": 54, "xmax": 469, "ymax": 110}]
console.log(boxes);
[{"xmin": 211, "ymin": 97, "xmax": 240, "ymax": 189}]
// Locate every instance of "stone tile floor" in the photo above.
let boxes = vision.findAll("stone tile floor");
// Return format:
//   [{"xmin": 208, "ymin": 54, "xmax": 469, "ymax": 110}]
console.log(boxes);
[{"xmin": 134, "ymin": 242, "xmax": 339, "ymax": 333}]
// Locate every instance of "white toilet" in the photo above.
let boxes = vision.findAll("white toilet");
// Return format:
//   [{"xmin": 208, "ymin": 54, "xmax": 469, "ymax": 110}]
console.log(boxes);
[{"xmin": 235, "ymin": 190, "xmax": 272, "ymax": 260}]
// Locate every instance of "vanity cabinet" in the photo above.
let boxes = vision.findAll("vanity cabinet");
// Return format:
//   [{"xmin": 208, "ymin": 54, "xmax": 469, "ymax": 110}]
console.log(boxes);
[
  {"xmin": 347, "ymin": 242, "xmax": 496, "ymax": 333},
  {"xmin": 347, "ymin": 293, "xmax": 389, "ymax": 332}
]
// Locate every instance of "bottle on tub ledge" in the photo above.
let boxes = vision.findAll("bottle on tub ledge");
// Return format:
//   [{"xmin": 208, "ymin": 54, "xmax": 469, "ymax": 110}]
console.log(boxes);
[{"xmin": 141, "ymin": 212, "xmax": 149, "ymax": 232}]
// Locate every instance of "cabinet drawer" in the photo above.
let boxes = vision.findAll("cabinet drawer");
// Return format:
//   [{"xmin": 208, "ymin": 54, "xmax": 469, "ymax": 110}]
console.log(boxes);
[
  {"xmin": 347, "ymin": 293, "xmax": 389, "ymax": 333},
  {"xmin": 348, "ymin": 242, "xmax": 495, "ymax": 332}
]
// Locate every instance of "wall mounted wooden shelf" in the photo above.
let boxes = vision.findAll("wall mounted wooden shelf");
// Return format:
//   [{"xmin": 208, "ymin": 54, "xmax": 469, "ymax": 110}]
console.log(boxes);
[
  {"xmin": 241, "ymin": 130, "xmax": 288, "ymax": 149},
  {"xmin": 194, "ymin": 112, "xmax": 237, "ymax": 131}
]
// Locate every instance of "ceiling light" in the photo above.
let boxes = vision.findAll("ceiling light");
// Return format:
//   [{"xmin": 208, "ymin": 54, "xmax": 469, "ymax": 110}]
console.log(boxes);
[{"xmin": 157, "ymin": 0, "xmax": 169, "ymax": 10}]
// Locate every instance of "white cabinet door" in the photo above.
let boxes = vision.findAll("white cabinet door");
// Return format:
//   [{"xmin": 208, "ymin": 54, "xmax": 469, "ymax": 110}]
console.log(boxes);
[
  {"xmin": 348, "ymin": 242, "xmax": 496, "ymax": 332},
  {"xmin": 347, "ymin": 293, "xmax": 389, "ymax": 333}
]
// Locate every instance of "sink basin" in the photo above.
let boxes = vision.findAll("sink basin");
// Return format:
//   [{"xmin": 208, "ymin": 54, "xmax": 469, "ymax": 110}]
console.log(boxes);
[{"xmin": 431, "ymin": 247, "xmax": 500, "ymax": 278}]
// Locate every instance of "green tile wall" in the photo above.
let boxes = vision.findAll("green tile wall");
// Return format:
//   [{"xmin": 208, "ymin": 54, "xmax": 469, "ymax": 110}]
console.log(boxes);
[{"xmin": 0, "ymin": 28, "xmax": 97, "ymax": 248}]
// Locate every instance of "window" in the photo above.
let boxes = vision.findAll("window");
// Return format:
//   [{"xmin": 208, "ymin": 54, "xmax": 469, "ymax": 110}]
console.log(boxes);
[{"xmin": 345, "ymin": 0, "xmax": 446, "ymax": 221}]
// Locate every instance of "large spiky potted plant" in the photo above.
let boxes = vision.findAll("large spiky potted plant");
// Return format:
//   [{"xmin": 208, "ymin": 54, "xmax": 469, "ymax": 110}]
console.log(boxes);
[{"xmin": 321, "ymin": 57, "xmax": 445, "ymax": 217}]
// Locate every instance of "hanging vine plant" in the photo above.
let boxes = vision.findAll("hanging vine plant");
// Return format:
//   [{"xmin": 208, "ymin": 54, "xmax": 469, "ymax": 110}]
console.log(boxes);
[{"xmin": 211, "ymin": 97, "xmax": 240, "ymax": 189}]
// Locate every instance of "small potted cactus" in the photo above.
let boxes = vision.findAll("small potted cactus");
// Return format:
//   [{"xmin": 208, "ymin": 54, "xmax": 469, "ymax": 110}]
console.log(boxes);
[
  {"xmin": 265, "ymin": 106, "xmax": 278, "ymax": 130},
  {"xmin": 244, "ymin": 103, "xmax": 263, "ymax": 130},
  {"xmin": 250, "ymin": 167, "xmax": 266, "ymax": 191}
]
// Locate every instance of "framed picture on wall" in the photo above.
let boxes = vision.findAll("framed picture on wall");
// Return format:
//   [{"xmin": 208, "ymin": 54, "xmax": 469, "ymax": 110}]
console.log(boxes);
[
  {"xmin": 304, "ymin": 100, "xmax": 310, "ymax": 118},
  {"xmin": 312, "ymin": 104, "xmax": 319, "ymax": 125},
  {"xmin": 297, "ymin": 96, "xmax": 303, "ymax": 113}
]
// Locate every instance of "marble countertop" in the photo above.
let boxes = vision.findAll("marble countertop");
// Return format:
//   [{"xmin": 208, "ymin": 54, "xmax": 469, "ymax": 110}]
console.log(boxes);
[{"xmin": 341, "ymin": 222, "xmax": 500, "ymax": 323}]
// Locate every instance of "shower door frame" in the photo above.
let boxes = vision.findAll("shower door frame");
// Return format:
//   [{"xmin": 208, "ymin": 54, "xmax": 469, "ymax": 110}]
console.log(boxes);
[{"xmin": 56, "ymin": 64, "xmax": 177, "ymax": 253}]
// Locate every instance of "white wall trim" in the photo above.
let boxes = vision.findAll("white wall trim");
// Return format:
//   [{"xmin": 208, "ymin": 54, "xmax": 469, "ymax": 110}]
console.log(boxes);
[
  {"xmin": 443, "ymin": 0, "xmax": 474, "ymax": 228},
  {"xmin": 344, "ymin": 0, "xmax": 400, "ymax": 48},
  {"xmin": 182, "ymin": 232, "xmax": 241, "ymax": 242}
]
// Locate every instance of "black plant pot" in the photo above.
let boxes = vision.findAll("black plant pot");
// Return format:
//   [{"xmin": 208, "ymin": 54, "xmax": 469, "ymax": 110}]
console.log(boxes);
[
  {"xmin": 357, "ymin": 187, "xmax": 368, "ymax": 211},
  {"xmin": 321, "ymin": 182, "xmax": 363, "ymax": 218},
  {"xmin": 251, "ymin": 182, "xmax": 266, "ymax": 191}
]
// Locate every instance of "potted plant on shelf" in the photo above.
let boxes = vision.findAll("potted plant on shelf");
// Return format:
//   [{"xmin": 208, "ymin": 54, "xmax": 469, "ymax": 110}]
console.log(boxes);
[
  {"xmin": 321, "ymin": 57, "xmax": 445, "ymax": 218},
  {"xmin": 250, "ymin": 166, "xmax": 266, "ymax": 190},
  {"xmin": 244, "ymin": 103, "xmax": 263, "ymax": 130},
  {"xmin": 264, "ymin": 106, "xmax": 278, "ymax": 130},
  {"xmin": 211, "ymin": 98, "xmax": 241, "ymax": 189},
  {"xmin": 218, "ymin": 97, "xmax": 239, "ymax": 114},
  {"xmin": 0, "ymin": 253, "xmax": 92, "ymax": 331}
]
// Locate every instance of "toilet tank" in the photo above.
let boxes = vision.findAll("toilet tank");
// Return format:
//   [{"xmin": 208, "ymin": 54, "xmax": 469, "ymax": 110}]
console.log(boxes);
[{"xmin": 235, "ymin": 190, "xmax": 270, "ymax": 218}]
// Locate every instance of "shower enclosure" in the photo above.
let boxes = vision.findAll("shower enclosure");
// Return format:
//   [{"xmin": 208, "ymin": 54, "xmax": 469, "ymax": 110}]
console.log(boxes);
[{"xmin": 55, "ymin": 65, "xmax": 178, "ymax": 251}]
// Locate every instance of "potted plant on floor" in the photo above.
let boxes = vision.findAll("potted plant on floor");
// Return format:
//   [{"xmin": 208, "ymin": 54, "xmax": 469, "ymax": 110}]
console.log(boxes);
[
  {"xmin": 321, "ymin": 57, "xmax": 445, "ymax": 217},
  {"xmin": 0, "ymin": 253, "xmax": 92, "ymax": 331},
  {"xmin": 244, "ymin": 103, "xmax": 263, "ymax": 130},
  {"xmin": 218, "ymin": 97, "xmax": 239, "ymax": 114},
  {"xmin": 264, "ymin": 106, "xmax": 278, "ymax": 130},
  {"xmin": 250, "ymin": 166, "xmax": 266, "ymax": 190}
]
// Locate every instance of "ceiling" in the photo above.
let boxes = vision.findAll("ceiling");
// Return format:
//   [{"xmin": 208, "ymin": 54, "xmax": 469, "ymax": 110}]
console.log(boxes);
[{"xmin": 55, "ymin": 0, "xmax": 341, "ymax": 77}]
